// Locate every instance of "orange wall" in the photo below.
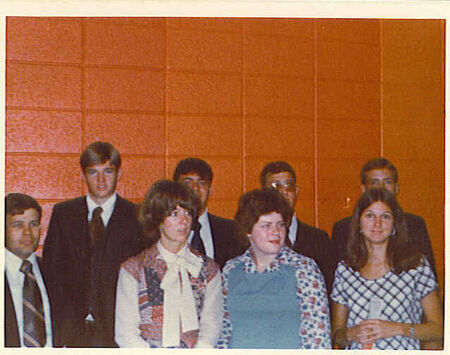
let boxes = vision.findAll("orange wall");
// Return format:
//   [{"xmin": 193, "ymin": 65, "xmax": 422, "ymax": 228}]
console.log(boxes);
[{"xmin": 5, "ymin": 17, "xmax": 444, "ymax": 287}]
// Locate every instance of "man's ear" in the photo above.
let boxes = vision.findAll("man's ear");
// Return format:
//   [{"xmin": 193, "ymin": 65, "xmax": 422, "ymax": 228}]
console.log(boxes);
[
  {"xmin": 294, "ymin": 184, "xmax": 299, "ymax": 198},
  {"xmin": 208, "ymin": 185, "xmax": 213, "ymax": 197},
  {"xmin": 360, "ymin": 184, "xmax": 367, "ymax": 193},
  {"xmin": 117, "ymin": 168, "xmax": 122, "ymax": 181},
  {"xmin": 81, "ymin": 170, "xmax": 87, "ymax": 183}
]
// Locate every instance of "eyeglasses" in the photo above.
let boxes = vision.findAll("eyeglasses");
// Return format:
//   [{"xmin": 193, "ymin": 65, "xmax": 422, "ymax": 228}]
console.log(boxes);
[{"xmin": 270, "ymin": 181, "xmax": 296, "ymax": 192}]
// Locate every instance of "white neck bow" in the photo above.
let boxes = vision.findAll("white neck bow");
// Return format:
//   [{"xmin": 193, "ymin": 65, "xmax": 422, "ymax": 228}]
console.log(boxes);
[{"xmin": 157, "ymin": 242, "xmax": 203, "ymax": 347}]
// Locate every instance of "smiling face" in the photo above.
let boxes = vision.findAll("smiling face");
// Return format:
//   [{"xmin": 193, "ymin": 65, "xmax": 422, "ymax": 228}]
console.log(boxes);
[
  {"xmin": 83, "ymin": 160, "xmax": 121, "ymax": 205},
  {"xmin": 249, "ymin": 211, "xmax": 286, "ymax": 263},
  {"xmin": 6, "ymin": 208, "xmax": 41, "ymax": 260},
  {"xmin": 360, "ymin": 201, "xmax": 394, "ymax": 246},
  {"xmin": 159, "ymin": 205, "xmax": 193, "ymax": 253}
]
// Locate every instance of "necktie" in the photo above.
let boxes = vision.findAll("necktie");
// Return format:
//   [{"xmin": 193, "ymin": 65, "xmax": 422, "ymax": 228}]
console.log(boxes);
[
  {"xmin": 89, "ymin": 206, "xmax": 105, "ymax": 245},
  {"xmin": 191, "ymin": 221, "xmax": 205, "ymax": 255},
  {"xmin": 20, "ymin": 260, "xmax": 46, "ymax": 347}
]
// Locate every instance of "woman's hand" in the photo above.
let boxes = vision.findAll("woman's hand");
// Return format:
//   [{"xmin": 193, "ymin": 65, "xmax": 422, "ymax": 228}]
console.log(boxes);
[{"xmin": 349, "ymin": 319, "xmax": 403, "ymax": 344}]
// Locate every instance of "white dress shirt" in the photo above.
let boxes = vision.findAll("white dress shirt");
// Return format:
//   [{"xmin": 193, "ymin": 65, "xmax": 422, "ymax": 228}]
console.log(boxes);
[
  {"xmin": 187, "ymin": 208, "xmax": 214, "ymax": 258},
  {"xmin": 115, "ymin": 241, "xmax": 223, "ymax": 348},
  {"xmin": 86, "ymin": 192, "xmax": 117, "ymax": 226},
  {"xmin": 288, "ymin": 213, "xmax": 298, "ymax": 246},
  {"xmin": 5, "ymin": 249, "xmax": 53, "ymax": 347}
]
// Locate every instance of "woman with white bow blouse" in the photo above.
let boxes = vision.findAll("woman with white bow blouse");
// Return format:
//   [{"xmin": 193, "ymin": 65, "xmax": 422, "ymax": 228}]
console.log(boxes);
[{"xmin": 114, "ymin": 180, "xmax": 223, "ymax": 348}]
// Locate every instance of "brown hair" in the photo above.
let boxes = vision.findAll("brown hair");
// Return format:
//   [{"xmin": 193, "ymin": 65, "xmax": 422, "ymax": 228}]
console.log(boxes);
[
  {"xmin": 360, "ymin": 157, "xmax": 398, "ymax": 184},
  {"xmin": 345, "ymin": 188, "xmax": 421, "ymax": 273},
  {"xmin": 259, "ymin": 161, "xmax": 296, "ymax": 187},
  {"xmin": 137, "ymin": 180, "xmax": 200, "ymax": 244},
  {"xmin": 234, "ymin": 188, "xmax": 293, "ymax": 249},
  {"xmin": 173, "ymin": 157, "xmax": 213, "ymax": 184},
  {"xmin": 80, "ymin": 141, "xmax": 121, "ymax": 173},
  {"xmin": 5, "ymin": 193, "xmax": 42, "ymax": 222}
]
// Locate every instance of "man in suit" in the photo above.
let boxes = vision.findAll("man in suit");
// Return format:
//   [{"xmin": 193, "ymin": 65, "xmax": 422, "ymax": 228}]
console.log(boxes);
[
  {"xmin": 331, "ymin": 157, "xmax": 437, "ymax": 277},
  {"xmin": 42, "ymin": 142, "xmax": 148, "ymax": 347},
  {"xmin": 260, "ymin": 161, "xmax": 334, "ymax": 294},
  {"xmin": 173, "ymin": 158, "xmax": 240, "ymax": 268},
  {"xmin": 5, "ymin": 193, "xmax": 53, "ymax": 347}
]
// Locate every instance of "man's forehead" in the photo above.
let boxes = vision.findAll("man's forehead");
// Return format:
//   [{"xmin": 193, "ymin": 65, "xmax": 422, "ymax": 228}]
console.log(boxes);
[
  {"xmin": 7, "ymin": 208, "xmax": 39, "ymax": 220},
  {"xmin": 366, "ymin": 168, "xmax": 394, "ymax": 180},
  {"xmin": 180, "ymin": 172, "xmax": 206, "ymax": 180},
  {"xmin": 86, "ymin": 160, "xmax": 116, "ymax": 170},
  {"xmin": 267, "ymin": 171, "xmax": 295, "ymax": 181}
]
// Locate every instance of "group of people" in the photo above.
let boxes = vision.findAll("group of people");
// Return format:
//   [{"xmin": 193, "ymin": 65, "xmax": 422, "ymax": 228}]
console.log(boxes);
[{"xmin": 5, "ymin": 141, "xmax": 443, "ymax": 349}]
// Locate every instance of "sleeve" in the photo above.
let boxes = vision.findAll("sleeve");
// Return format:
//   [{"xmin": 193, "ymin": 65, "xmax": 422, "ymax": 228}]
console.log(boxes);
[
  {"xmin": 413, "ymin": 216, "xmax": 437, "ymax": 278},
  {"xmin": 216, "ymin": 264, "xmax": 233, "ymax": 348},
  {"xmin": 316, "ymin": 230, "xmax": 334, "ymax": 295},
  {"xmin": 115, "ymin": 267, "xmax": 149, "ymax": 348},
  {"xmin": 297, "ymin": 258, "xmax": 332, "ymax": 349},
  {"xmin": 414, "ymin": 257, "xmax": 438, "ymax": 300},
  {"xmin": 195, "ymin": 271, "xmax": 224, "ymax": 348},
  {"xmin": 330, "ymin": 261, "xmax": 347, "ymax": 306},
  {"xmin": 42, "ymin": 206, "xmax": 65, "ymax": 346}
]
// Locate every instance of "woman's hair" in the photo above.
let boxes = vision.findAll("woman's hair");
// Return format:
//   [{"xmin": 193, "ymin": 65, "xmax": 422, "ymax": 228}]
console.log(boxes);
[
  {"xmin": 234, "ymin": 188, "xmax": 293, "ymax": 249},
  {"xmin": 137, "ymin": 179, "xmax": 200, "ymax": 244},
  {"xmin": 345, "ymin": 188, "xmax": 421, "ymax": 273}
]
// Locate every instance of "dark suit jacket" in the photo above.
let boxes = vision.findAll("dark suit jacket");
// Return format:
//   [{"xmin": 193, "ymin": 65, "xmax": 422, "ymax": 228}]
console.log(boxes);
[
  {"xmin": 5, "ymin": 257, "xmax": 53, "ymax": 347},
  {"xmin": 331, "ymin": 212, "xmax": 437, "ymax": 278},
  {"xmin": 207, "ymin": 213, "xmax": 241, "ymax": 269},
  {"xmin": 291, "ymin": 219, "xmax": 334, "ymax": 295},
  {"xmin": 42, "ymin": 195, "xmax": 149, "ymax": 347}
]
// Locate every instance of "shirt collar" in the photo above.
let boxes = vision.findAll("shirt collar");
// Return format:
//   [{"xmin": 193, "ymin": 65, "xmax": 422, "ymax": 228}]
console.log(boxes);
[
  {"xmin": 242, "ymin": 245, "xmax": 291, "ymax": 274},
  {"xmin": 5, "ymin": 248, "xmax": 37, "ymax": 275},
  {"xmin": 86, "ymin": 192, "xmax": 117, "ymax": 213},
  {"xmin": 198, "ymin": 208, "xmax": 209, "ymax": 227}
]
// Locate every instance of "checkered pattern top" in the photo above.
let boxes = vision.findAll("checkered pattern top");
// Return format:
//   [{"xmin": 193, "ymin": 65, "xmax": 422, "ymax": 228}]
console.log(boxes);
[{"xmin": 331, "ymin": 257, "xmax": 437, "ymax": 350}]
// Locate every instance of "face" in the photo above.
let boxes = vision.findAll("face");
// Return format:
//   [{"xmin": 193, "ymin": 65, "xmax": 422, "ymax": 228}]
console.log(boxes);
[
  {"xmin": 264, "ymin": 172, "xmax": 298, "ymax": 209},
  {"xmin": 249, "ymin": 212, "xmax": 286, "ymax": 260},
  {"xmin": 83, "ymin": 160, "xmax": 121, "ymax": 205},
  {"xmin": 159, "ymin": 205, "xmax": 193, "ymax": 253},
  {"xmin": 177, "ymin": 173, "xmax": 211, "ymax": 214},
  {"xmin": 362, "ymin": 168, "xmax": 399, "ymax": 195},
  {"xmin": 6, "ymin": 208, "xmax": 41, "ymax": 260},
  {"xmin": 360, "ymin": 201, "xmax": 394, "ymax": 245}
]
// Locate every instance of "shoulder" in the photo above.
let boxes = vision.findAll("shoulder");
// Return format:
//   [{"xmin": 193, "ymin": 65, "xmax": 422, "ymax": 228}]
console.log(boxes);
[
  {"xmin": 332, "ymin": 216, "xmax": 351, "ymax": 229},
  {"xmin": 189, "ymin": 246, "xmax": 220, "ymax": 279},
  {"xmin": 121, "ymin": 245, "xmax": 156, "ymax": 280},
  {"xmin": 404, "ymin": 212, "xmax": 426, "ymax": 226},
  {"xmin": 114, "ymin": 196, "xmax": 138, "ymax": 214},
  {"xmin": 52, "ymin": 196, "xmax": 85, "ymax": 211},
  {"xmin": 280, "ymin": 247, "xmax": 321, "ymax": 272},
  {"xmin": 208, "ymin": 213, "xmax": 233, "ymax": 227},
  {"xmin": 297, "ymin": 219, "xmax": 329, "ymax": 240},
  {"xmin": 222, "ymin": 252, "xmax": 247, "ymax": 275}
]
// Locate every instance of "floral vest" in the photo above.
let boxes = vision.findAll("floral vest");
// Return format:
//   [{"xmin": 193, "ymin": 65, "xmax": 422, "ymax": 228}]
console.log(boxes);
[{"xmin": 121, "ymin": 244, "xmax": 219, "ymax": 348}]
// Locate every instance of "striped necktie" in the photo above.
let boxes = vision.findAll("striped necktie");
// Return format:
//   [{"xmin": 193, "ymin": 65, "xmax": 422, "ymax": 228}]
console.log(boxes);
[
  {"xmin": 191, "ymin": 221, "xmax": 205, "ymax": 255},
  {"xmin": 20, "ymin": 260, "xmax": 46, "ymax": 347}
]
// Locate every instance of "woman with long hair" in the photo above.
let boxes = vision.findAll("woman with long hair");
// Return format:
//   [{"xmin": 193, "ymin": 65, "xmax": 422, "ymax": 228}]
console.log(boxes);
[
  {"xmin": 114, "ymin": 180, "xmax": 223, "ymax": 348},
  {"xmin": 331, "ymin": 188, "xmax": 443, "ymax": 349}
]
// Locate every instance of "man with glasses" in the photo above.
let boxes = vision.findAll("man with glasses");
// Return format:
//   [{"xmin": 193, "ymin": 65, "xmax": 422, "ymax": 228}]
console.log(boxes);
[
  {"xmin": 173, "ymin": 157, "xmax": 240, "ymax": 268},
  {"xmin": 260, "ymin": 161, "xmax": 334, "ymax": 293}
]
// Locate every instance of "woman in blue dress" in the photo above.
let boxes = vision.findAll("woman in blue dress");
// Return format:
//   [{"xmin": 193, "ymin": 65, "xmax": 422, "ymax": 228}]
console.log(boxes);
[
  {"xmin": 217, "ymin": 188, "xmax": 331, "ymax": 349},
  {"xmin": 331, "ymin": 188, "xmax": 443, "ymax": 349}
]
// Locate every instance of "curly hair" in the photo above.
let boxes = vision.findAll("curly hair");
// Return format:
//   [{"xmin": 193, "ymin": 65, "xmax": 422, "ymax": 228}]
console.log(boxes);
[{"xmin": 234, "ymin": 188, "xmax": 293, "ymax": 249}]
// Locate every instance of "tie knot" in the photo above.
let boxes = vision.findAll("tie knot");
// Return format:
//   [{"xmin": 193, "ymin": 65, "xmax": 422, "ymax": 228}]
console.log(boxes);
[
  {"xmin": 194, "ymin": 221, "xmax": 202, "ymax": 233},
  {"xmin": 93, "ymin": 206, "xmax": 103, "ymax": 218},
  {"xmin": 20, "ymin": 260, "xmax": 33, "ymax": 274}
]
